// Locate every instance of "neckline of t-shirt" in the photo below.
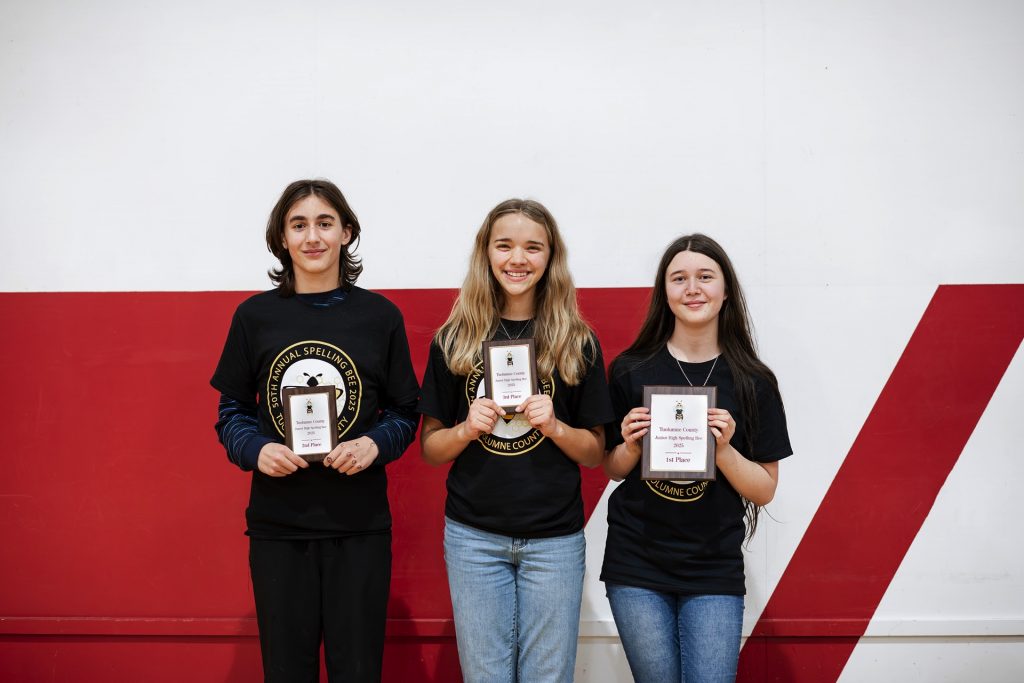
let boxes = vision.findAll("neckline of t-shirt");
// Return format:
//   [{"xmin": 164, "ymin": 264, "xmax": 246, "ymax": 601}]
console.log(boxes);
[
  {"xmin": 294, "ymin": 286, "xmax": 350, "ymax": 309},
  {"xmin": 662, "ymin": 346, "xmax": 721, "ymax": 366},
  {"xmin": 496, "ymin": 318, "xmax": 534, "ymax": 339}
]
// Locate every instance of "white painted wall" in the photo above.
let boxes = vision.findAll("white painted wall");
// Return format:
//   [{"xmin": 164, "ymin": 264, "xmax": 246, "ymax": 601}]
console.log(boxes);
[{"xmin": 2, "ymin": 2, "xmax": 1021, "ymax": 681}]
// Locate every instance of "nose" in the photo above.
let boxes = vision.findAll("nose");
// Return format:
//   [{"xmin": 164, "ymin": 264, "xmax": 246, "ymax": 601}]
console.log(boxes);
[
  {"xmin": 509, "ymin": 246, "xmax": 527, "ymax": 264},
  {"xmin": 684, "ymin": 277, "xmax": 700, "ymax": 294},
  {"xmin": 305, "ymin": 227, "xmax": 323, "ymax": 244}
]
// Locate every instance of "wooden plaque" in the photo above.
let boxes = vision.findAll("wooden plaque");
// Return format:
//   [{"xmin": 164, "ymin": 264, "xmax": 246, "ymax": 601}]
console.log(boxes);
[
  {"xmin": 641, "ymin": 385, "xmax": 717, "ymax": 481},
  {"xmin": 481, "ymin": 338, "xmax": 539, "ymax": 412},
  {"xmin": 282, "ymin": 385, "xmax": 338, "ymax": 462}
]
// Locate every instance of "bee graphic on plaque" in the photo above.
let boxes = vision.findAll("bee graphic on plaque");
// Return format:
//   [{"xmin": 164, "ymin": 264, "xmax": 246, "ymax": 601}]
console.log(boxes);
[
  {"xmin": 306, "ymin": 399, "xmax": 314, "ymax": 414},
  {"xmin": 506, "ymin": 350, "xmax": 514, "ymax": 366},
  {"xmin": 675, "ymin": 401, "xmax": 685, "ymax": 422}
]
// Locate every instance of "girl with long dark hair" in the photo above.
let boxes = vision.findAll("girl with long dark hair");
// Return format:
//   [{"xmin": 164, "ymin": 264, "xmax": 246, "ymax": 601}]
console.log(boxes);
[{"xmin": 601, "ymin": 234, "xmax": 792, "ymax": 683}]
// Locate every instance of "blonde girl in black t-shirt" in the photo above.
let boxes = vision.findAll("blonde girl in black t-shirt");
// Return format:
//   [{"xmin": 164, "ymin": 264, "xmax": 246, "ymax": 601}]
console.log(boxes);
[
  {"xmin": 601, "ymin": 234, "xmax": 792, "ymax": 683},
  {"xmin": 418, "ymin": 199, "xmax": 613, "ymax": 683}
]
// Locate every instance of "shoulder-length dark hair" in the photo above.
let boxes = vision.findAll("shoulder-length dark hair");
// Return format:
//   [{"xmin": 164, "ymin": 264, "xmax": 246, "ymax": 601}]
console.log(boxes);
[
  {"xmin": 615, "ymin": 233, "xmax": 782, "ymax": 538},
  {"xmin": 264, "ymin": 179, "xmax": 363, "ymax": 295}
]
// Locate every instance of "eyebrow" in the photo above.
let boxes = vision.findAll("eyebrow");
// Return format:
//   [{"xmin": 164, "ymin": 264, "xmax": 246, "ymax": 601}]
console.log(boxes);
[
  {"xmin": 668, "ymin": 268, "xmax": 716, "ymax": 277},
  {"xmin": 288, "ymin": 213, "xmax": 337, "ymax": 223},
  {"xmin": 493, "ymin": 237, "xmax": 547, "ymax": 246}
]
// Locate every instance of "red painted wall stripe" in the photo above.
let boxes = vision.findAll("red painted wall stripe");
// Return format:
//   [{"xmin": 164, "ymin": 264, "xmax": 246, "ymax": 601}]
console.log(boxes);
[
  {"xmin": 738, "ymin": 284, "xmax": 1024, "ymax": 682},
  {"xmin": 3, "ymin": 285, "xmax": 1020, "ymax": 681},
  {"xmin": 0, "ymin": 287, "xmax": 650, "ymax": 683}
]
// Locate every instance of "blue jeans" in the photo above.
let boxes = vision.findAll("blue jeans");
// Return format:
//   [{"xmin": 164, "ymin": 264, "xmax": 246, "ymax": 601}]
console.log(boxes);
[
  {"xmin": 606, "ymin": 584, "xmax": 743, "ymax": 683},
  {"xmin": 444, "ymin": 517, "xmax": 585, "ymax": 683}
]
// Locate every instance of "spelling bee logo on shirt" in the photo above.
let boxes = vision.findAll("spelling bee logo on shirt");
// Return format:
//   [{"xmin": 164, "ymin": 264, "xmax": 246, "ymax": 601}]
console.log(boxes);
[
  {"xmin": 465, "ymin": 364, "xmax": 554, "ymax": 456},
  {"xmin": 645, "ymin": 479, "xmax": 710, "ymax": 503},
  {"xmin": 266, "ymin": 340, "xmax": 363, "ymax": 440}
]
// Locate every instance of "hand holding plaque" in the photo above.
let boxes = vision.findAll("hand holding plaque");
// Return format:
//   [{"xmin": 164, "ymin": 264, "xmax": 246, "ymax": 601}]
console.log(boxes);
[
  {"xmin": 482, "ymin": 339, "xmax": 538, "ymax": 412},
  {"xmin": 641, "ymin": 385, "xmax": 717, "ymax": 480},
  {"xmin": 282, "ymin": 385, "xmax": 339, "ymax": 462}
]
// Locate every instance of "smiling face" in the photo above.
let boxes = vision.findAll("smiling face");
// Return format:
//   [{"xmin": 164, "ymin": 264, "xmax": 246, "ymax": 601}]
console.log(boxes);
[
  {"xmin": 488, "ymin": 212, "xmax": 550, "ymax": 316},
  {"xmin": 283, "ymin": 194, "xmax": 352, "ymax": 292},
  {"xmin": 664, "ymin": 250, "xmax": 727, "ymax": 330}
]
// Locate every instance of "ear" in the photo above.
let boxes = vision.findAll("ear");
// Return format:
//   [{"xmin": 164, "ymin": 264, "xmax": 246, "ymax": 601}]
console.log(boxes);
[{"xmin": 341, "ymin": 224, "xmax": 353, "ymax": 246}]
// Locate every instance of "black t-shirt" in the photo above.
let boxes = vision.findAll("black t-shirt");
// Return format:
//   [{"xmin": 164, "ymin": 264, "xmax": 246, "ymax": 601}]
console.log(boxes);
[
  {"xmin": 210, "ymin": 287, "xmax": 420, "ymax": 539},
  {"xmin": 600, "ymin": 348, "xmax": 792, "ymax": 595},
  {"xmin": 418, "ymin": 329, "xmax": 614, "ymax": 538}
]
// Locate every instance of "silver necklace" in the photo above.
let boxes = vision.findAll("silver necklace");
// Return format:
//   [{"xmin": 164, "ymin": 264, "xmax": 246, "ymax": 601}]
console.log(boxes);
[
  {"xmin": 499, "ymin": 318, "xmax": 533, "ymax": 340},
  {"xmin": 673, "ymin": 352, "xmax": 720, "ymax": 387}
]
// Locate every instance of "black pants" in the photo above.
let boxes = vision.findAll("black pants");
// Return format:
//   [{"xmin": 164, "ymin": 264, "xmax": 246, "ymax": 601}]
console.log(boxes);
[{"xmin": 249, "ymin": 534, "xmax": 391, "ymax": 683}]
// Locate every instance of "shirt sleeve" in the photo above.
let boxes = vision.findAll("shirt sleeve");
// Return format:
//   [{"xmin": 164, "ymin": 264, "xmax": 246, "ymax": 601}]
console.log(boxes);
[
  {"xmin": 417, "ymin": 340, "xmax": 461, "ymax": 427},
  {"xmin": 210, "ymin": 307, "xmax": 257, "ymax": 402},
  {"xmin": 363, "ymin": 407, "xmax": 419, "ymax": 466},
  {"xmin": 567, "ymin": 337, "xmax": 615, "ymax": 429},
  {"xmin": 214, "ymin": 393, "xmax": 273, "ymax": 471},
  {"xmin": 750, "ymin": 377, "xmax": 793, "ymax": 463},
  {"xmin": 362, "ymin": 312, "xmax": 421, "ymax": 466},
  {"xmin": 604, "ymin": 356, "xmax": 634, "ymax": 451}
]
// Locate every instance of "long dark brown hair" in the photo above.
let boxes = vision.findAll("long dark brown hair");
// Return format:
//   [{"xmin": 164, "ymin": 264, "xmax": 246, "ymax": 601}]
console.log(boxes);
[
  {"xmin": 613, "ymin": 233, "xmax": 782, "ymax": 539},
  {"xmin": 265, "ymin": 179, "xmax": 363, "ymax": 295}
]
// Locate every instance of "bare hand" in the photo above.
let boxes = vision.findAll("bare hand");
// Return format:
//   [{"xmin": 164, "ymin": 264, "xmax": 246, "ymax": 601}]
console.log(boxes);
[
  {"xmin": 708, "ymin": 408, "xmax": 736, "ymax": 448},
  {"xmin": 516, "ymin": 394, "xmax": 560, "ymax": 437},
  {"xmin": 620, "ymin": 407, "xmax": 650, "ymax": 455},
  {"xmin": 257, "ymin": 442, "xmax": 309, "ymax": 477},
  {"xmin": 459, "ymin": 397, "xmax": 505, "ymax": 440},
  {"xmin": 324, "ymin": 436, "xmax": 379, "ymax": 476}
]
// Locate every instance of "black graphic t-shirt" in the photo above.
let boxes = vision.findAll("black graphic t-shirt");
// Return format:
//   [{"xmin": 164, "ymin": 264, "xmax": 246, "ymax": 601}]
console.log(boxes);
[
  {"xmin": 211, "ymin": 287, "xmax": 420, "ymax": 539},
  {"xmin": 418, "ymin": 331, "xmax": 614, "ymax": 538},
  {"xmin": 600, "ymin": 348, "xmax": 792, "ymax": 595}
]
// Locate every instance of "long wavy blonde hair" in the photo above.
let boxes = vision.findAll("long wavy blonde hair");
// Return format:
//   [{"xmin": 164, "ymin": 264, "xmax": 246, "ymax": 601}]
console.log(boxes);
[{"xmin": 435, "ymin": 199, "xmax": 595, "ymax": 385}]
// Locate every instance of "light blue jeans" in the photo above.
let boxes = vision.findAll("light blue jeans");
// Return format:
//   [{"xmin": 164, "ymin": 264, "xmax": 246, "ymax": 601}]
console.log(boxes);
[
  {"xmin": 443, "ymin": 517, "xmax": 585, "ymax": 683},
  {"xmin": 606, "ymin": 584, "xmax": 743, "ymax": 683}
]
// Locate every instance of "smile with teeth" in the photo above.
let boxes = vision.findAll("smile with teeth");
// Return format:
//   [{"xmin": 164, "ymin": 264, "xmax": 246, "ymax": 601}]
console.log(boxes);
[{"xmin": 504, "ymin": 270, "xmax": 531, "ymax": 281}]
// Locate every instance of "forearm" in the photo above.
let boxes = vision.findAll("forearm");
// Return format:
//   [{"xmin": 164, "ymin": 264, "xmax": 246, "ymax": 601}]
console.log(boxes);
[
  {"xmin": 715, "ymin": 445, "xmax": 778, "ymax": 505},
  {"xmin": 548, "ymin": 422, "xmax": 604, "ymax": 468},
  {"xmin": 420, "ymin": 417, "xmax": 475, "ymax": 465},
  {"xmin": 602, "ymin": 441, "xmax": 640, "ymax": 481}
]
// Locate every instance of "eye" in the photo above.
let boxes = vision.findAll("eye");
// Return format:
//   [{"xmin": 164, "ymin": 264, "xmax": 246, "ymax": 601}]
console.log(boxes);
[
  {"xmin": 291, "ymin": 222, "xmax": 305, "ymax": 231},
  {"xmin": 318, "ymin": 221, "xmax": 333, "ymax": 229},
  {"xmin": 699, "ymin": 273, "xmax": 713, "ymax": 281}
]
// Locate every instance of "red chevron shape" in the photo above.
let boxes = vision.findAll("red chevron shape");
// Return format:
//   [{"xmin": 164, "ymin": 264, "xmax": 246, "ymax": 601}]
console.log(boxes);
[{"xmin": 738, "ymin": 284, "xmax": 1024, "ymax": 681}]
